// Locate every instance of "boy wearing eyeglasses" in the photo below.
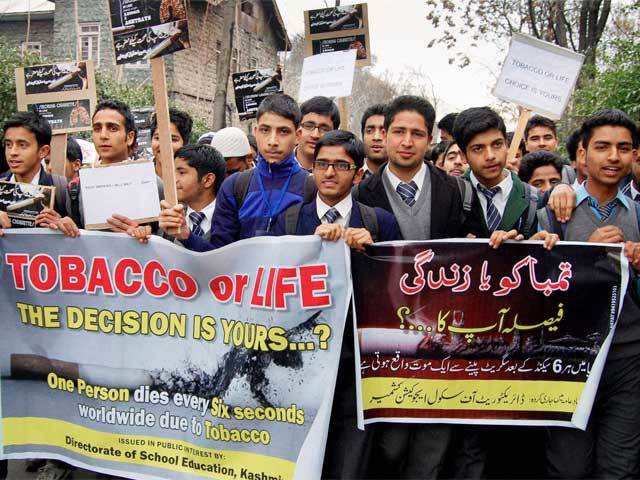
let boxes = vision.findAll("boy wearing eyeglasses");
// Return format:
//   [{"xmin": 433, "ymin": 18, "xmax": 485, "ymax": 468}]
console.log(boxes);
[
  {"xmin": 273, "ymin": 130, "xmax": 399, "ymax": 479},
  {"xmin": 295, "ymin": 96, "xmax": 341, "ymax": 171}
]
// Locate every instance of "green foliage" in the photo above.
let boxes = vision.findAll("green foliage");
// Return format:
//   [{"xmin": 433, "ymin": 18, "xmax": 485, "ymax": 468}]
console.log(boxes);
[
  {"xmin": 96, "ymin": 72, "xmax": 154, "ymax": 107},
  {"xmin": 0, "ymin": 39, "xmax": 41, "ymax": 124},
  {"xmin": 189, "ymin": 115, "xmax": 210, "ymax": 144},
  {"xmin": 572, "ymin": 40, "xmax": 640, "ymax": 123}
]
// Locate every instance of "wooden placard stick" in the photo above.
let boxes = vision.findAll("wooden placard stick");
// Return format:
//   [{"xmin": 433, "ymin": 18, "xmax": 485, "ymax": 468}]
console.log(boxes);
[
  {"xmin": 506, "ymin": 107, "xmax": 532, "ymax": 166},
  {"xmin": 150, "ymin": 57, "xmax": 179, "ymax": 235},
  {"xmin": 49, "ymin": 134, "xmax": 68, "ymax": 177},
  {"xmin": 338, "ymin": 97, "xmax": 348, "ymax": 130}
]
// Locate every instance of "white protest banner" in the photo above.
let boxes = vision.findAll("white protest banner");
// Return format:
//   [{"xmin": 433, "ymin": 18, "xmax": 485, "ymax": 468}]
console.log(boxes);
[
  {"xmin": 79, "ymin": 162, "xmax": 160, "ymax": 230},
  {"xmin": 493, "ymin": 33, "xmax": 584, "ymax": 119},
  {"xmin": 298, "ymin": 50, "xmax": 357, "ymax": 102}
]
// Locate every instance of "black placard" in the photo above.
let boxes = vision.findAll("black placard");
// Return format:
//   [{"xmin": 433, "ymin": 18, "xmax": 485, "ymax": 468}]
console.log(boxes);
[
  {"xmin": 312, "ymin": 34, "xmax": 368, "ymax": 60},
  {"xmin": 307, "ymin": 4, "xmax": 364, "ymax": 35},
  {"xmin": 29, "ymin": 99, "xmax": 92, "ymax": 131},
  {"xmin": 0, "ymin": 181, "xmax": 54, "ymax": 228},
  {"xmin": 232, "ymin": 68, "xmax": 282, "ymax": 121},
  {"xmin": 23, "ymin": 62, "xmax": 88, "ymax": 95}
]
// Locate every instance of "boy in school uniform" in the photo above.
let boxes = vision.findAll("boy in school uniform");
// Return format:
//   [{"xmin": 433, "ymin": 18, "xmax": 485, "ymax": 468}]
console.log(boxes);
[
  {"xmin": 131, "ymin": 144, "xmax": 226, "ymax": 244},
  {"xmin": 538, "ymin": 109, "xmax": 640, "ymax": 479},
  {"xmin": 273, "ymin": 130, "xmax": 400, "ymax": 479}
]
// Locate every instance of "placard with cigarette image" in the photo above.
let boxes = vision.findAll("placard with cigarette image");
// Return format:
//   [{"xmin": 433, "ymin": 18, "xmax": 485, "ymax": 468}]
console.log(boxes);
[
  {"xmin": 15, "ymin": 60, "xmax": 97, "ymax": 135},
  {"xmin": 109, "ymin": 0, "xmax": 190, "ymax": 65},
  {"xmin": 0, "ymin": 181, "xmax": 54, "ymax": 228},
  {"xmin": 307, "ymin": 4, "xmax": 364, "ymax": 35},
  {"xmin": 79, "ymin": 161, "xmax": 161, "ymax": 230},
  {"xmin": 305, "ymin": 3, "xmax": 371, "ymax": 67},
  {"xmin": 232, "ymin": 68, "xmax": 282, "ymax": 121}
]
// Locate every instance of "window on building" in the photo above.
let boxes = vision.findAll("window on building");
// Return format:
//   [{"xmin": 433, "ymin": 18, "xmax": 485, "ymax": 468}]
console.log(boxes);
[
  {"xmin": 80, "ymin": 23, "xmax": 100, "ymax": 66},
  {"xmin": 20, "ymin": 42, "xmax": 42, "ymax": 56},
  {"xmin": 240, "ymin": 1, "xmax": 254, "ymax": 17}
]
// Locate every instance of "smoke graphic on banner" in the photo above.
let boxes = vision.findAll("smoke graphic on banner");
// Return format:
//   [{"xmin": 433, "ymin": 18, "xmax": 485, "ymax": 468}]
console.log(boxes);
[
  {"xmin": 0, "ymin": 231, "xmax": 351, "ymax": 480},
  {"xmin": 353, "ymin": 239, "xmax": 629, "ymax": 430}
]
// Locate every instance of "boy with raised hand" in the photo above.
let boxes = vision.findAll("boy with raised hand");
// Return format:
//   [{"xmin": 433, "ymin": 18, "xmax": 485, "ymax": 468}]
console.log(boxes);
[
  {"xmin": 159, "ymin": 93, "xmax": 312, "ymax": 250},
  {"xmin": 538, "ymin": 109, "xmax": 640, "ymax": 479},
  {"xmin": 273, "ymin": 130, "xmax": 399, "ymax": 479},
  {"xmin": 295, "ymin": 96, "xmax": 341, "ymax": 171},
  {"xmin": 131, "ymin": 144, "xmax": 226, "ymax": 244},
  {"xmin": 151, "ymin": 108, "xmax": 192, "ymax": 178}
]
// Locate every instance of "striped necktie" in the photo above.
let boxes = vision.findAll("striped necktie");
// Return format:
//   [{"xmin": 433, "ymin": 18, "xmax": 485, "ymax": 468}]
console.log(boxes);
[
  {"xmin": 477, "ymin": 184, "xmax": 502, "ymax": 232},
  {"xmin": 396, "ymin": 181, "xmax": 418, "ymax": 207},
  {"xmin": 324, "ymin": 208, "xmax": 340, "ymax": 224},
  {"xmin": 588, "ymin": 197, "xmax": 618, "ymax": 221},
  {"xmin": 189, "ymin": 211, "xmax": 206, "ymax": 237}
]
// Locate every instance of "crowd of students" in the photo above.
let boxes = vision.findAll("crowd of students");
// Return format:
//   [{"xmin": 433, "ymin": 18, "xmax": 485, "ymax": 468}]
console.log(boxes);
[{"xmin": 0, "ymin": 90, "xmax": 638, "ymax": 480}]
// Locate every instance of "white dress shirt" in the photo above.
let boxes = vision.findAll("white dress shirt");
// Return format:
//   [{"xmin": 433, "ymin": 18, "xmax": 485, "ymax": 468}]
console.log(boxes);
[
  {"xmin": 469, "ymin": 169, "xmax": 513, "ymax": 219},
  {"xmin": 10, "ymin": 168, "xmax": 41, "ymax": 186},
  {"xmin": 186, "ymin": 199, "xmax": 216, "ymax": 235},
  {"xmin": 316, "ymin": 195, "xmax": 352, "ymax": 227},
  {"xmin": 631, "ymin": 182, "xmax": 640, "ymax": 202},
  {"xmin": 384, "ymin": 162, "xmax": 427, "ymax": 198}
]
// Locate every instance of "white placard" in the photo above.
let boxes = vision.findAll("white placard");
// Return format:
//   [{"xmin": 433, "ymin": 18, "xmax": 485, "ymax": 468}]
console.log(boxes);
[
  {"xmin": 493, "ymin": 33, "xmax": 584, "ymax": 119},
  {"xmin": 79, "ymin": 161, "xmax": 160, "ymax": 229},
  {"xmin": 298, "ymin": 49, "xmax": 357, "ymax": 102}
]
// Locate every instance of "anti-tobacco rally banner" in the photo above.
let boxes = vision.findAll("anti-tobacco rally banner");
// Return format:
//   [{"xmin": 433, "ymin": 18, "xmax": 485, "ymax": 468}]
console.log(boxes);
[
  {"xmin": 0, "ymin": 231, "xmax": 351, "ymax": 480},
  {"xmin": 353, "ymin": 239, "xmax": 629, "ymax": 430}
]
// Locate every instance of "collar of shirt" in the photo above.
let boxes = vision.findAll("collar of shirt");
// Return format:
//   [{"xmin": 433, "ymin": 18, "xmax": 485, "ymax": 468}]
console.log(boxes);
[
  {"xmin": 631, "ymin": 182, "xmax": 640, "ymax": 202},
  {"xmin": 93, "ymin": 157, "xmax": 134, "ymax": 167},
  {"xmin": 384, "ymin": 161, "xmax": 426, "ymax": 192},
  {"xmin": 576, "ymin": 182, "xmax": 630, "ymax": 211},
  {"xmin": 316, "ymin": 195, "xmax": 353, "ymax": 227},
  {"xmin": 10, "ymin": 168, "xmax": 41, "ymax": 185},
  {"xmin": 186, "ymin": 199, "xmax": 216, "ymax": 234},
  {"xmin": 469, "ymin": 169, "xmax": 513, "ymax": 218}
]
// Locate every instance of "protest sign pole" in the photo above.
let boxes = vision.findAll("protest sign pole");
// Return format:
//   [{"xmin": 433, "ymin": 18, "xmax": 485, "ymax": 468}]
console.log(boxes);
[
  {"xmin": 506, "ymin": 107, "xmax": 531, "ymax": 166},
  {"xmin": 150, "ymin": 57, "xmax": 179, "ymax": 234},
  {"xmin": 338, "ymin": 97, "xmax": 348, "ymax": 129},
  {"xmin": 49, "ymin": 134, "xmax": 68, "ymax": 177}
]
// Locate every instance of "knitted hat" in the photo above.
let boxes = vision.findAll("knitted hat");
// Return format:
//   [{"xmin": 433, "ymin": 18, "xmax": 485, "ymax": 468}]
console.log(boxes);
[{"xmin": 211, "ymin": 127, "xmax": 251, "ymax": 158}]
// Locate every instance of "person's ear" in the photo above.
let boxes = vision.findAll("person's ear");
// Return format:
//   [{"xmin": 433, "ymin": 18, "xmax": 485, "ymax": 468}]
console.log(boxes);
[
  {"xmin": 295, "ymin": 127, "xmax": 302, "ymax": 145},
  {"xmin": 39, "ymin": 144, "xmax": 50, "ymax": 160},
  {"xmin": 353, "ymin": 167, "xmax": 364, "ymax": 185},
  {"xmin": 126, "ymin": 130, "xmax": 135, "ymax": 148},
  {"xmin": 202, "ymin": 172, "xmax": 215, "ymax": 189}
]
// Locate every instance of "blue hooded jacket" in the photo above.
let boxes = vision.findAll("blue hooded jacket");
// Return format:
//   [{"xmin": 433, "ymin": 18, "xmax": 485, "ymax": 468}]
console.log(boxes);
[{"xmin": 182, "ymin": 152, "xmax": 309, "ymax": 251}]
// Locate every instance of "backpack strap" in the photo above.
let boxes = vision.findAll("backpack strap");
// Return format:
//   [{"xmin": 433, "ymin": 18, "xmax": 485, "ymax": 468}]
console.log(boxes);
[
  {"xmin": 284, "ymin": 203, "xmax": 303, "ymax": 235},
  {"xmin": 358, "ymin": 203, "xmax": 379, "ymax": 242},
  {"xmin": 233, "ymin": 169, "xmax": 254, "ymax": 209},
  {"xmin": 455, "ymin": 176, "xmax": 473, "ymax": 213}
]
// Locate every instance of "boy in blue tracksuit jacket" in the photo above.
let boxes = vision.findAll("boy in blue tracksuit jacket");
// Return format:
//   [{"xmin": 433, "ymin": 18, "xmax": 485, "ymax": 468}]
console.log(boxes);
[{"xmin": 159, "ymin": 94, "xmax": 311, "ymax": 250}]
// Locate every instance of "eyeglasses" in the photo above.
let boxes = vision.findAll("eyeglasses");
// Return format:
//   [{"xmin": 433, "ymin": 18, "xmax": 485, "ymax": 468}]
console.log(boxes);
[
  {"xmin": 300, "ymin": 122, "xmax": 333, "ymax": 135},
  {"xmin": 313, "ymin": 160, "xmax": 357, "ymax": 172}
]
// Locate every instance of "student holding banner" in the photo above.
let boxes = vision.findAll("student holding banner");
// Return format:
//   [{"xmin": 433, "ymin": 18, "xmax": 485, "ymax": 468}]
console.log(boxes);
[
  {"xmin": 160, "ymin": 94, "xmax": 313, "ymax": 249},
  {"xmin": 537, "ymin": 109, "xmax": 640, "ymax": 478}
]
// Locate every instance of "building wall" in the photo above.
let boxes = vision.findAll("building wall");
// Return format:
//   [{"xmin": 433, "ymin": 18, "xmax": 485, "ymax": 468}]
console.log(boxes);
[{"xmin": 0, "ymin": 19, "xmax": 54, "ymax": 59}]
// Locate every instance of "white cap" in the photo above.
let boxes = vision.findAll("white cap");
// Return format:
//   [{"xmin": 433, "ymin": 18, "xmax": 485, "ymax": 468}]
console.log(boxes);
[{"xmin": 211, "ymin": 127, "xmax": 251, "ymax": 158}]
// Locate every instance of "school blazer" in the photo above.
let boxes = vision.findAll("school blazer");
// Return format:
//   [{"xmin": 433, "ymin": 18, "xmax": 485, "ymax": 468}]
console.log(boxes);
[{"xmin": 352, "ymin": 162, "xmax": 466, "ymax": 239}]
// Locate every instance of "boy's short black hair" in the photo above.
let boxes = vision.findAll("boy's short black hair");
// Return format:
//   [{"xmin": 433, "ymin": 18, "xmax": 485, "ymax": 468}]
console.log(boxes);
[
  {"xmin": 565, "ymin": 129, "xmax": 581, "ymax": 163},
  {"xmin": 518, "ymin": 150, "xmax": 564, "ymax": 184},
  {"xmin": 580, "ymin": 108, "xmax": 639, "ymax": 150},
  {"xmin": 525, "ymin": 115, "xmax": 557, "ymax": 140},
  {"xmin": 506, "ymin": 131, "xmax": 526, "ymax": 156},
  {"xmin": 314, "ymin": 130, "xmax": 365, "ymax": 169},
  {"xmin": 384, "ymin": 95, "xmax": 436, "ymax": 134},
  {"xmin": 428, "ymin": 140, "xmax": 452, "ymax": 164},
  {"xmin": 300, "ymin": 96, "xmax": 340, "ymax": 130},
  {"xmin": 437, "ymin": 113, "xmax": 458, "ymax": 135},
  {"xmin": 247, "ymin": 133, "xmax": 257, "ymax": 152},
  {"xmin": 94, "ymin": 99, "xmax": 137, "ymax": 144},
  {"xmin": 175, "ymin": 144, "xmax": 227, "ymax": 195},
  {"xmin": 3, "ymin": 111, "xmax": 52, "ymax": 147},
  {"xmin": 256, "ymin": 93, "xmax": 301, "ymax": 129},
  {"xmin": 150, "ymin": 108, "xmax": 193, "ymax": 143},
  {"xmin": 453, "ymin": 107, "xmax": 507, "ymax": 155},
  {"xmin": 66, "ymin": 136, "xmax": 83, "ymax": 163},
  {"xmin": 360, "ymin": 104, "xmax": 386, "ymax": 136}
]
